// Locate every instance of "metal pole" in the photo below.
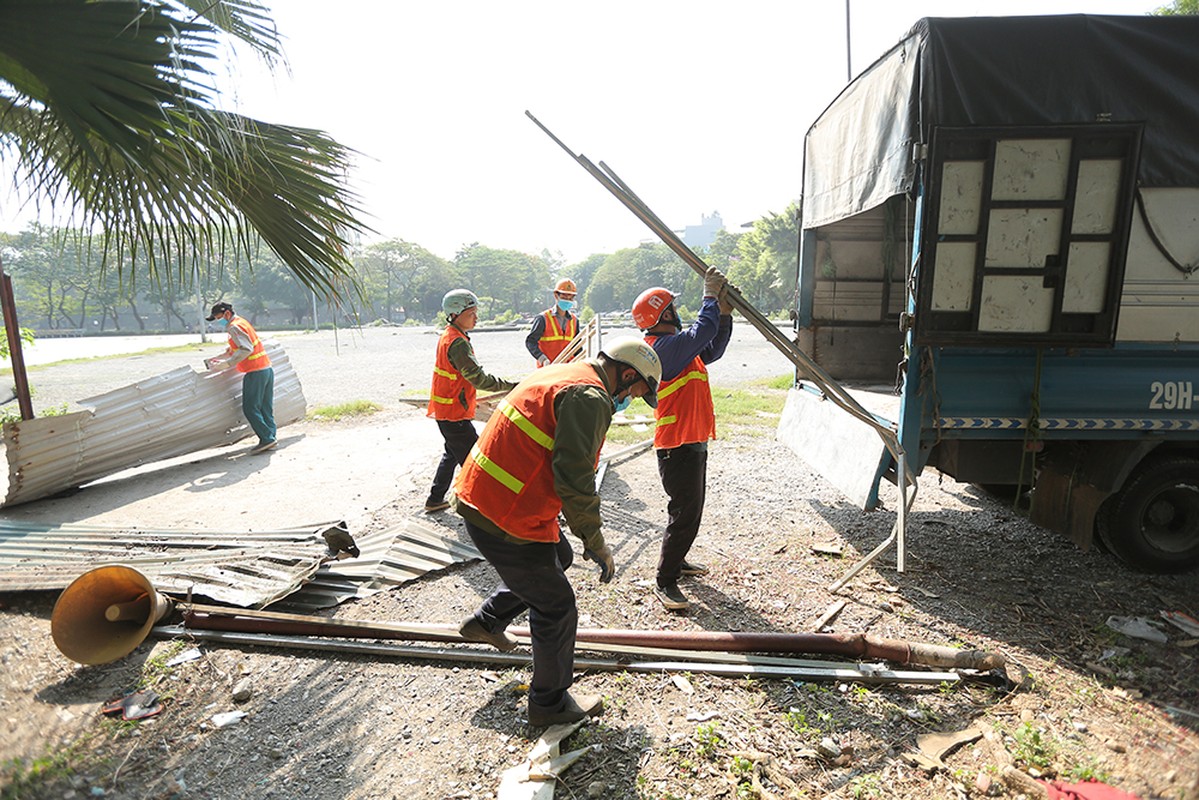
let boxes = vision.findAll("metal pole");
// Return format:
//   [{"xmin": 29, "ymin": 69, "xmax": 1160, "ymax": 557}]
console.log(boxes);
[
  {"xmin": 311, "ymin": 290, "xmax": 318, "ymax": 330},
  {"xmin": 153, "ymin": 626, "xmax": 965, "ymax": 686},
  {"xmin": 526, "ymin": 112, "xmax": 920, "ymax": 588},
  {"xmin": 194, "ymin": 262, "xmax": 207, "ymax": 344},
  {"xmin": 846, "ymin": 0, "xmax": 853, "ymax": 82},
  {"xmin": 0, "ymin": 259, "xmax": 34, "ymax": 420}
]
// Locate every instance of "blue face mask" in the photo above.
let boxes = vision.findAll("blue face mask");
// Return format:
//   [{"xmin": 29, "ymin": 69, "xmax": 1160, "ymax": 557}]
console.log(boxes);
[
  {"xmin": 613, "ymin": 394, "xmax": 631, "ymax": 413},
  {"xmin": 215, "ymin": 317, "xmax": 229, "ymax": 329},
  {"xmin": 556, "ymin": 298, "xmax": 575, "ymax": 312}
]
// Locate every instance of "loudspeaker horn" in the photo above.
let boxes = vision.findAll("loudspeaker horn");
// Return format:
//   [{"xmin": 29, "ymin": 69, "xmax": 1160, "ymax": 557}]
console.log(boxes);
[{"xmin": 51, "ymin": 566, "xmax": 175, "ymax": 665}]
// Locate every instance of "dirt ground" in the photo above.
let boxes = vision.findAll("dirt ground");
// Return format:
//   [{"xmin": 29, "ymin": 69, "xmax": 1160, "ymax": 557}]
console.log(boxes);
[{"xmin": 0, "ymin": 327, "xmax": 1197, "ymax": 800}]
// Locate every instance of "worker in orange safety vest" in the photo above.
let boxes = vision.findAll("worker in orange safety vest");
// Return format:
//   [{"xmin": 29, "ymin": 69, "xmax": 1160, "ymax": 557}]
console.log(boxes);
[
  {"xmin": 453, "ymin": 338, "xmax": 661, "ymax": 727},
  {"xmin": 425, "ymin": 289, "xmax": 517, "ymax": 513},
  {"xmin": 203, "ymin": 301, "xmax": 277, "ymax": 454},
  {"xmin": 525, "ymin": 278, "xmax": 580, "ymax": 366},
  {"xmin": 632, "ymin": 267, "xmax": 734, "ymax": 612}
]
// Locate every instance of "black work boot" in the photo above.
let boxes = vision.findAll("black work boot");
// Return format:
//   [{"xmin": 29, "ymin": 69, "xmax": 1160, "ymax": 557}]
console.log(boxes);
[
  {"xmin": 527, "ymin": 691, "xmax": 604, "ymax": 727},
  {"xmin": 654, "ymin": 581, "xmax": 690, "ymax": 611},
  {"xmin": 458, "ymin": 617, "xmax": 517, "ymax": 652}
]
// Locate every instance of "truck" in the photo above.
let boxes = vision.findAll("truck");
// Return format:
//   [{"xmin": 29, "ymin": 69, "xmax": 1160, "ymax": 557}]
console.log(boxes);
[{"xmin": 778, "ymin": 14, "xmax": 1199, "ymax": 573}]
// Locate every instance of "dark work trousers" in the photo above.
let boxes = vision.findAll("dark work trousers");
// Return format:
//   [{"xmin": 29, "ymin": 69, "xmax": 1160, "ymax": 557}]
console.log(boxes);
[
  {"xmin": 656, "ymin": 443, "xmax": 708, "ymax": 586},
  {"xmin": 241, "ymin": 367, "xmax": 276, "ymax": 445},
  {"xmin": 463, "ymin": 518, "xmax": 577, "ymax": 710},
  {"xmin": 427, "ymin": 419, "xmax": 478, "ymax": 505}
]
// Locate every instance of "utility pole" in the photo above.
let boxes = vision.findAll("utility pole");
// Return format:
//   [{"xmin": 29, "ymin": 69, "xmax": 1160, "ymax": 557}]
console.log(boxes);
[
  {"xmin": 194, "ymin": 262, "xmax": 208, "ymax": 343},
  {"xmin": 0, "ymin": 255, "xmax": 33, "ymax": 420},
  {"xmin": 845, "ymin": 0, "xmax": 853, "ymax": 82}
]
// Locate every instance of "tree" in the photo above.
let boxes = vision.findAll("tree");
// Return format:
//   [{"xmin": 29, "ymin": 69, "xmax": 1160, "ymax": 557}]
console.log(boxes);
[
  {"xmin": 0, "ymin": 0, "xmax": 368, "ymax": 297},
  {"xmin": 731, "ymin": 202, "xmax": 800, "ymax": 312},
  {"xmin": 585, "ymin": 243, "xmax": 693, "ymax": 314},
  {"xmin": 453, "ymin": 244, "xmax": 551, "ymax": 320},
  {"xmin": 356, "ymin": 240, "xmax": 453, "ymax": 323},
  {"xmin": 1152, "ymin": 0, "xmax": 1198, "ymax": 13}
]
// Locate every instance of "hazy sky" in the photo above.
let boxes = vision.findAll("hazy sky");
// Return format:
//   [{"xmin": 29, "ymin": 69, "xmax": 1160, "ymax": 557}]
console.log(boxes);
[{"xmin": 3, "ymin": 0, "xmax": 1159, "ymax": 265}]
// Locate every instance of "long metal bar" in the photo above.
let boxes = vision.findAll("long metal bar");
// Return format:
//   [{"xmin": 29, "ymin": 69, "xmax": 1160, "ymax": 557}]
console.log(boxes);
[
  {"xmin": 525, "ymin": 111, "xmax": 918, "ymax": 582},
  {"xmin": 182, "ymin": 604, "xmax": 1003, "ymax": 670},
  {"xmin": 153, "ymin": 626, "xmax": 964, "ymax": 685}
]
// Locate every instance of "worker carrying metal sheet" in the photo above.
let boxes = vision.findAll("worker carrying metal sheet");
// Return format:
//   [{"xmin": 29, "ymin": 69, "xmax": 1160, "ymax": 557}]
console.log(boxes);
[
  {"xmin": 633, "ymin": 267, "xmax": 734, "ymax": 611},
  {"xmin": 203, "ymin": 301, "xmax": 277, "ymax": 454},
  {"xmin": 525, "ymin": 277, "xmax": 580, "ymax": 366},
  {"xmin": 453, "ymin": 337, "xmax": 661, "ymax": 727}
]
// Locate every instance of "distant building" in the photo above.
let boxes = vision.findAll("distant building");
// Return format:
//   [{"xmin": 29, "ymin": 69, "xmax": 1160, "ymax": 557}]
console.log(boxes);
[{"xmin": 681, "ymin": 211, "xmax": 724, "ymax": 250}]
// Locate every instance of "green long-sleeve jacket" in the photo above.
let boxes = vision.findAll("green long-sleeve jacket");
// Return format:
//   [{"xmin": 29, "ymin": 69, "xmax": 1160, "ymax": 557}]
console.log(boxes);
[{"xmin": 456, "ymin": 359, "xmax": 614, "ymax": 552}]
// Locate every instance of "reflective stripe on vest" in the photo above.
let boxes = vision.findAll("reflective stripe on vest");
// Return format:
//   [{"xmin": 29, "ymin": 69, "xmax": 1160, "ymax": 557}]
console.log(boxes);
[
  {"xmin": 427, "ymin": 325, "xmax": 476, "ymax": 420},
  {"xmin": 537, "ymin": 310, "xmax": 578, "ymax": 363},
  {"xmin": 646, "ymin": 335, "xmax": 717, "ymax": 449},
  {"xmin": 455, "ymin": 362, "xmax": 604, "ymax": 542},
  {"xmin": 229, "ymin": 318, "xmax": 271, "ymax": 374}
]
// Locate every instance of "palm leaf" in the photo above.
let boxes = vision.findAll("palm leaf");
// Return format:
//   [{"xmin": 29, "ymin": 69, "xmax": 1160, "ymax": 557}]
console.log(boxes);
[{"xmin": 0, "ymin": 0, "xmax": 369, "ymax": 297}]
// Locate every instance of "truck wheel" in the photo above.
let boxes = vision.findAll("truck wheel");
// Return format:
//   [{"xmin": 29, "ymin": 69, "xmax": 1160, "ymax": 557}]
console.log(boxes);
[{"xmin": 1099, "ymin": 457, "xmax": 1199, "ymax": 572}]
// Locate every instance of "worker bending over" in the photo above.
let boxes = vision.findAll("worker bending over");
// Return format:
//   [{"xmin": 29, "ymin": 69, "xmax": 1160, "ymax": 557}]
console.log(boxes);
[
  {"xmin": 454, "ymin": 338, "xmax": 661, "ymax": 726},
  {"xmin": 204, "ymin": 301, "xmax": 277, "ymax": 454},
  {"xmin": 633, "ymin": 267, "xmax": 734, "ymax": 611},
  {"xmin": 425, "ymin": 289, "xmax": 516, "ymax": 513}
]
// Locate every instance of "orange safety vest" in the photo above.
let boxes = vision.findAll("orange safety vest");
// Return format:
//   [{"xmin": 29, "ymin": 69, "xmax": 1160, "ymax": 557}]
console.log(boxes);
[
  {"xmin": 427, "ymin": 325, "xmax": 476, "ymax": 421},
  {"xmin": 646, "ymin": 334, "xmax": 717, "ymax": 450},
  {"xmin": 455, "ymin": 362, "xmax": 604, "ymax": 542},
  {"xmin": 536, "ymin": 309, "xmax": 578, "ymax": 365},
  {"xmin": 229, "ymin": 317, "xmax": 271, "ymax": 374}
]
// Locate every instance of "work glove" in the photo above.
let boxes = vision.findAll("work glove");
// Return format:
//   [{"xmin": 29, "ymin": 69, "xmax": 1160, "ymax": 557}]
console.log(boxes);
[
  {"xmin": 583, "ymin": 542, "xmax": 615, "ymax": 583},
  {"xmin": 703, "ymin": 266, "xmax": 727, "ymax": 298},
  {"xmin": 537, "ymin": 354, "xmax": 551, "ymax": 367},
  {"xmin": 718, "ymin": 284, "xmax": 735, "ymax": 316}
]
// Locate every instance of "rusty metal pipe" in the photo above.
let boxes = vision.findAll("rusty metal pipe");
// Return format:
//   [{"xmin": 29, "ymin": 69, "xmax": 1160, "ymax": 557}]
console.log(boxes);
[{"xmin": 182, "ymin": 606, "xmax": 1003, "ymax": 671}]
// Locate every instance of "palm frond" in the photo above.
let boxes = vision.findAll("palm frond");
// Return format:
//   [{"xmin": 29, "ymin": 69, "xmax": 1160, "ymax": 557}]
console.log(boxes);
[{"xmin": 0, "ymin": 0, "xmax": 370, "ymax": 297}]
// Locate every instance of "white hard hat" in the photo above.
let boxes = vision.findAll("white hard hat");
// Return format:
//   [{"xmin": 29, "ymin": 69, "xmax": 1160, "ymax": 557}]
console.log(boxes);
[
  {"xmin": 442, "ymin": 289, "xmax": 479, "ymax": 318},
  {"xmin": 601, "ymin": 337, "xmax": 662, "ymax": 408}
]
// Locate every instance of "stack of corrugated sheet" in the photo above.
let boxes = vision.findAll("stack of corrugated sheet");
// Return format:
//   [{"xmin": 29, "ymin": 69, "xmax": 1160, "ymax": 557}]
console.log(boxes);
[{"xmin": 0, "ymin": 341, "xmax": 304, "ymax": 507}]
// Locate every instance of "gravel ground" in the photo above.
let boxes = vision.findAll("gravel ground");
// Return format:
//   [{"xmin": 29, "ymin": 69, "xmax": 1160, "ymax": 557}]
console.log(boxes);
[{"xmin": 0, "ymin": 323, "xmax": 1196, "ymax": 800}]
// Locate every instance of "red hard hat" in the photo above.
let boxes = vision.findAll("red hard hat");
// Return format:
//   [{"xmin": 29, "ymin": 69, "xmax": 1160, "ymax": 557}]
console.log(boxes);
[
  {"xmin": 554, "ymin": 278, "xmax": 578, "ymax": 296},
  {"xmin": 632, "ymin": 287, "xmax": 678, "ymax": 330}
]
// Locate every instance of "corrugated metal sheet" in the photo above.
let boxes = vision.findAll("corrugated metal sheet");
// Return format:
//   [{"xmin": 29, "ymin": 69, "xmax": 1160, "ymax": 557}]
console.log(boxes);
[
  {"xmin": 0, "ymin": 515, "xmax": 482, "ymax": 610},
  {"xmin": 0, "ymin": 519, "xmax": 342, "ymax": 607},
  {"xmin": 279, "ymin": 517, "xmax": 481, "ymax": 611},
  {"xmin": 0, "ymin": 342, "xmax": 304, "ymax": 507}
]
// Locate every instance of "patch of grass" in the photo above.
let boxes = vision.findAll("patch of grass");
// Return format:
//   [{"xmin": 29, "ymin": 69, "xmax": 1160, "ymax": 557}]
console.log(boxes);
[
  {"xmin": 143, "ymin": 640, "xmax": 188, "ymax": 679},
  {"xmin": 694, "ymin": 721, "xmax": 723, "ymax": 760},
  {"xmin": 605, "ymin": 381, "xmax": 789, "ymax": 445},
  {"xmin": 711, "ymin": 387, "xmax": 786, "ymax": 433},
  {"xmin": 785, "ymin": 706, "xmax": 832, "ymax": 738},
  {"xmin": 0, "ymin": 402, "xmax": 70, "ymax": 426},
  {"xmin": 757, "ymin": 373, "xmax": 796, "ymax": 390},
  {"xmin": 849, "ymin": 772, "xmax": 883, "ymax": 799},
  {"xmin": 1066, "ymin": 758, "xmax": 1111, "ymax": 783},
  {"xmin": 1011, "ymin": 722, "xmax": 1055, "ymax": 770},
  {"xmin": 0, "ymin": 740, "xmax": 102, "ymax": 800},
  {"xmin": 308, "ymin": 399, "xmax": 382, "ymax": 421}
]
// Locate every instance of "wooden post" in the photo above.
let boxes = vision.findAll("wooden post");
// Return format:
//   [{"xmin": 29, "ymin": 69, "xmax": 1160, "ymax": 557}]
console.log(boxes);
[{"xmin": 0, "ymin": 259, "xmax": 34, "ymax": 420}]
